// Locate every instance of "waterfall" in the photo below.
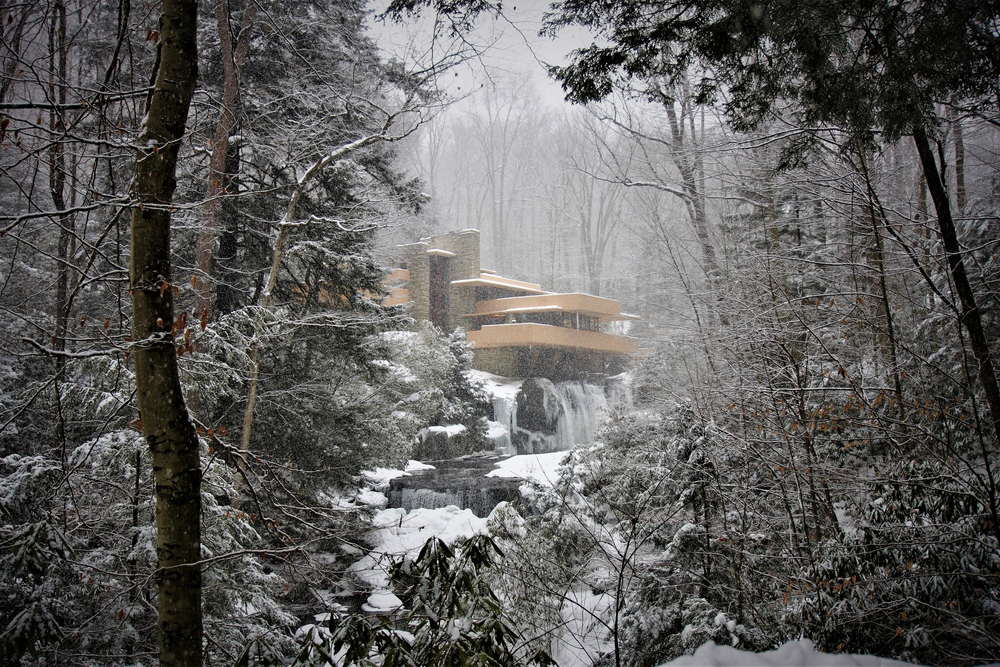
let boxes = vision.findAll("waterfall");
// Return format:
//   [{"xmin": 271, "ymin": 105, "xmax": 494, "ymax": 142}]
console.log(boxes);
[
  {"xmin": 512, "ymin": 377, "xmax": 632, "ymax": 454},
  {"xmin": 489, "ymin": 391, "xmax": 518, "ymax": 456},
  {"xmin": 547, "ymin": 382, "xmax": 608, "ymax": 451},
  {"xmin": 387, "ymin": 372, "xmax": 634, "ymax": 517},
  {"xmin": 475, "ymin": 370, "xmax": 634, "ymax": 455}
]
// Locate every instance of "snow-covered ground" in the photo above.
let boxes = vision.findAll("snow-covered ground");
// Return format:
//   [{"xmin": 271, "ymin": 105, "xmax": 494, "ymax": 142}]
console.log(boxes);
[
  {"xmin": 354, "ymin": 460, "xmax": 943, "ymax": 667},
  {"xmin": 347, "ymin": 491, "xmax": 492, "ymax": 617},
  {"xmin": 360, "ymin": 459, "xmax": 434, "ymax": 492},
  {"xmin": 657, "ymin": 639, "xmax": 927, "ymax": 666}
]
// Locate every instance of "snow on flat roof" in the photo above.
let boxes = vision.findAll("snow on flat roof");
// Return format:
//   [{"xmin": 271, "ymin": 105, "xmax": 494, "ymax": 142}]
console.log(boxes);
[
  {"xmin": 426, "ymin": 248, "xmax": 457, "ymax": 257},
  {"xmin": 450, "ymin": 276, "xmax": 547, "ymax": 293}
]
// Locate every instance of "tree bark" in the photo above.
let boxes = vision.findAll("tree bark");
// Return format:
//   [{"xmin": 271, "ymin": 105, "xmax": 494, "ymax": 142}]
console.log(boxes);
[
  {"xmin": 129, "ymin": 0, "xmax": 201, "ymax": 664},
  {"xmin": 856, "ymin": 150, "xmax": 904, "ymax": 408},
  {"xmin": 913, "ymin": 125, "xmax": 1000, "ymax": 545},
  {"xmin": 193, "ymin": 0, "xmax": 256, "ymax": 319},
  {"xmin": 215, "ymin": 143, "xmax": 243, "ymax": 315},
  {"xmin": 0, "ymin": 0, "xmax": 28, "ymax": 104},
  {"xmin": 48, "ymin": 0, "xmax": 72, "ymax": 455},
  {"xmin": 951, "ymin": 109, "xmax": 966, "ymax": 212}
]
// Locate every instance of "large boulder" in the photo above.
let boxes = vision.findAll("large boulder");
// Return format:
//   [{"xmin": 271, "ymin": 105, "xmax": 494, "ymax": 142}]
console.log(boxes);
[{"xmin": 515, "ymin": 377, "xmax": 560, "ymax": 434}]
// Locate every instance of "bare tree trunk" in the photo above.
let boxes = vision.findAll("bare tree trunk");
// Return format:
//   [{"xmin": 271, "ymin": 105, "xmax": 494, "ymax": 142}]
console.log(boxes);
[
  {"xmin": 0, "ymin": 0, "xmax": 28, "ymax": 104},
  {"xmin": 129, "ymin": 0, "xmax": 201, "ymax": 663},
  {"xmin": 193, "ymin": 0, "xmax": 256, "ymax": 319},
  {"xmin": 916, "ymin": 169, "xmax": 928, "ymax": 236},
  {"xmin": 856, "ymin": 150, "xmax": 904, "ymax": 408},
  {"xmin": 215, "ymin": 144, "xmax": 242, "ymax": 315},
  {"xmin": 951, "ymin": 108, "xmax": 966, "ymax": 212},
  {"xmin": 48, "ymin": 0, "xmax": 72, "ymax": 456},
  {"xmin": 913, "ymin": 125, "xmax": 1000, "ymax": 546},
  {"xmin": 661, "ymin": 94, "xmax": 718, "ymax": 281}
]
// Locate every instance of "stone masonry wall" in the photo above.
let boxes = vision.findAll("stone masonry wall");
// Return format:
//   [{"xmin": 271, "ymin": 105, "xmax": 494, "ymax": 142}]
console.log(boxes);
[{"xmin": 402, "ymin": 241, "xmax": 429, "ymax": 322}]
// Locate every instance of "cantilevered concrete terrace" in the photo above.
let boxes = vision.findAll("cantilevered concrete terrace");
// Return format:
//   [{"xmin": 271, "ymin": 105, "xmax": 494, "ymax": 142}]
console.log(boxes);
[
  {"xmin": 467, "ymin": 323, "xmax": 638, "ymax": 355},
  {"xmin": 394, "ymin": 230, "xmax": 638, "ymax": 378}
]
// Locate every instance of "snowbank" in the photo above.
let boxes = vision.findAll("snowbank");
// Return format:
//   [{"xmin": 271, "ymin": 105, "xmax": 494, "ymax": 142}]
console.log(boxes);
[
  {"xmin": 486, "ymin": 451, "xmax": 568, "ymax": 486},
  {"xmin": 370, "ymin": 506, "xmax": 488, "ymax": 555},
  {"xmin": 467, "ymin": 370, "xmax": 522, "ymax": 402},
  {"xmin": 361, "ymin": 590, "xmax": 403, "ymax": 614},
  {"xmin": 658, "ymin": 640, "xmax": 922, "ymax": 667},
  {"xmin": 348, "ymin": 504, "xmax": 490, "ymax": 589},
  {"xmin": 361, "ymin": 460, "xmax": 436, "ymax": 491},
  {"xmin": 427, "ymin": 424, "xmax": 467, "ymax": 437}
]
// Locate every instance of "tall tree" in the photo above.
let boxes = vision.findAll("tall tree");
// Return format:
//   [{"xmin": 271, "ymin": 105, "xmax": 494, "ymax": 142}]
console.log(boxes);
[
  {"xmin": 129, "ymin": 0, "xmax": 202, "ymax": 663},
  {"xmin": 544, "ymin": 0, "xmax": 1000, "ymax": 530},
  {"xmin": 193, "ymin": 0, "xmax": 256, "ymax": 321},
  {"xmin": 465, "ymin": 77, "xmax": 541, "ymax": 275},
  {"xmin": 557, "ymin": 108, "xmax": 624, "ymax": 296}
]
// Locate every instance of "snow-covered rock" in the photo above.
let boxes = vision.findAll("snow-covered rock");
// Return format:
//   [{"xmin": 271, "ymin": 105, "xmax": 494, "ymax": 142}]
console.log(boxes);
[{"xmin": 485, "ymin": 451, "xmax": 568, "ymax": 486}]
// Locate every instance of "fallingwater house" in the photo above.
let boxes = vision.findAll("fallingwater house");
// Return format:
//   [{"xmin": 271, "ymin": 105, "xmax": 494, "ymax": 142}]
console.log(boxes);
[{"xmin": 385, "ymin": 230, "xmax": 638, "ymax": 380}]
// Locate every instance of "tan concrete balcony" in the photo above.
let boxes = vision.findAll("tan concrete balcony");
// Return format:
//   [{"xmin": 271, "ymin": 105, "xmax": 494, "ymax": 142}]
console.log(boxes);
[
  {"xmin": 469, "ymin": 293, "xmax": 633, "ymax": 320},
  {"xmin": 467, "ymin": 323, "xmax": 638, "ymax": 355},
  {"xmin": 450, "ymin": 274, "xmax": 547, "ymax": 294}
]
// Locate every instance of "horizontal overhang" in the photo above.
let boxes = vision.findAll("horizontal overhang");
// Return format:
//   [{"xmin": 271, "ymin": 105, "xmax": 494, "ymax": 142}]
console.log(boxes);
[
  {"xmin": 450, "ymin": 275, "xmax": 547, "ymax": 294},
  {"xmin": 472, "ymin": 292, "xmax": 625, "ymax": 320},
  {"xmin": 467, "ymin": 323, "xmax": 638, "ymax": 355},
  {"xmin": 604, "ymin": 312, "xmax": 642, "ymax": 322},
  {"xmin": 427, "ymin": 248, "xmax": 456, "ymax": 257},
  {"xmin": 462, "ymin": 305, "xmax": 563, "ymax": 317}
]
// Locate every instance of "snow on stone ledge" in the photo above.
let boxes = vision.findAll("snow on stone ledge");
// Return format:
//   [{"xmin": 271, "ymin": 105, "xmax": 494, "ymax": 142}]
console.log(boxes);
[
  {"xmin": 361, "ymin": 460, "xmax": 436, "ymax": 491},
  {"xmin": 362, "ymin": 590, "xmax": 403, "ymax": 614},
  {"xmin": 427, "ymin": 424, "xmax": 467, "ymax": 437},
  {"xmin": 486, "ymin": 420, "xmax": 508, "ymax": 439},
  {"xmin": 466, "ymin": 370, "xmax": 523, "ymax": 401},
  {"xmin": 486, "ymin": 452, "xmax": 569, "ymax": 486},
  {"xmin": 658, "ymin": 640, "xmax": 922, "ymax": 667},
  {"xmin": 355, "ymin": 489, "xmax": 388, "ymax": 507},
  {"xmin": 348, "ymin": 505, "xmax": 492, "ymax": 589}
]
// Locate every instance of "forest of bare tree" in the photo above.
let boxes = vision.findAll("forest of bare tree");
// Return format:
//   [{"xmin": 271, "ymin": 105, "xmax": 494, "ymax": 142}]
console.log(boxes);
[{"xmin": 1, "ymin": 0, "xmax": 999, "ymax": 665}]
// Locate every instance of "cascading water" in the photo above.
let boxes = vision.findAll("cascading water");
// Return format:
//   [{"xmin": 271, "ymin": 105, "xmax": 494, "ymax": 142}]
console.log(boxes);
[
  {"xmin": 479, "ymin": 373, "xmax": 635, "ymax": 454},
  {"xmin": 388, "ymin": 373, "xmax": 633, "ymax": 515},
  {"xmin": 546, "ymin": 381, "xmax": 610, "ymax": 452},
  {"xmin": 488, "ymin": 388, "xmax": 519, "ymax": 456},
  {"xmin": 513, "ymin": 377, "xmax": 624, "ymax": 454}
]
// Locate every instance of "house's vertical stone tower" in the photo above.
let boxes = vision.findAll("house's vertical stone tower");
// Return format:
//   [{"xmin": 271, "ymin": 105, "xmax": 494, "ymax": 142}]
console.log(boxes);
[
  {"xmin": 400, "ymin": 230, "xmax": 481, "ymax": 332},
  {"xmin": 446, "ymin": 230, "xmax": 480, "ymax": 331},
  {"xmin": 403, "ymin": 240, "xmax": 430, "ymax": 323}
]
